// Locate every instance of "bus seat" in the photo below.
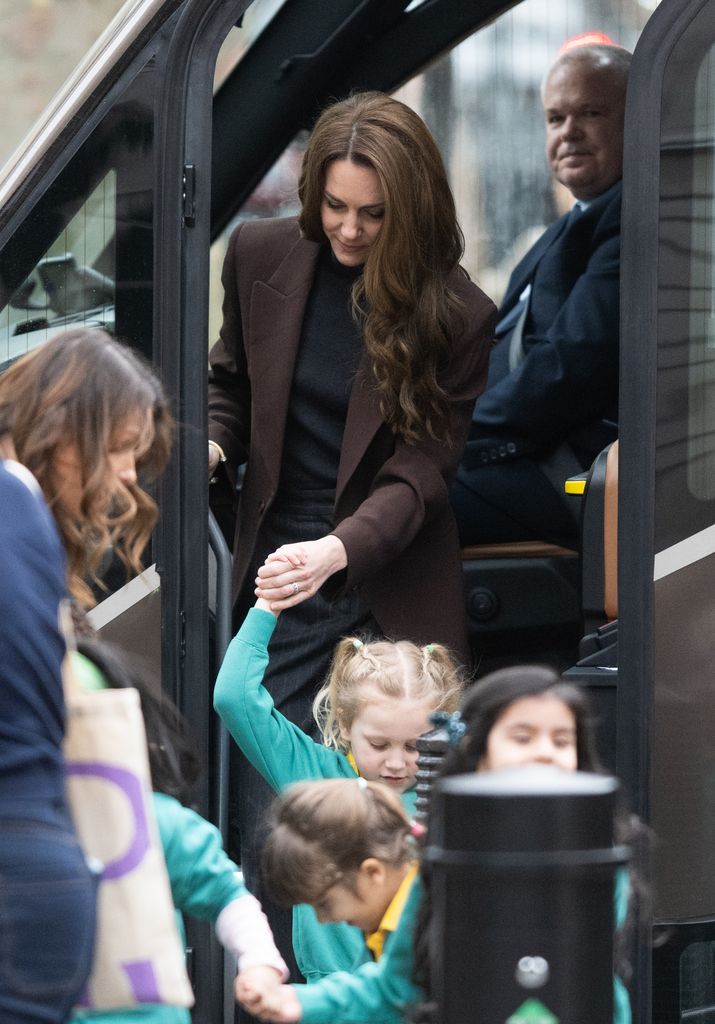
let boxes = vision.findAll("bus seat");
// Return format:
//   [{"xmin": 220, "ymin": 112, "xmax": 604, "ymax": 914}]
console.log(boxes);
[
  {"xmin": 462, "ymin": 538, "xmax": 581, "ymax": 645},
  {"xmin": 462, "ymin": 440, "xmax": 619, "ymax": 661}
]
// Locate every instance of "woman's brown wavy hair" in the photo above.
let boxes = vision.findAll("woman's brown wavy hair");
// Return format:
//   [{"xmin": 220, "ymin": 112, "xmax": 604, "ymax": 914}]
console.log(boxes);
[
  {"xmin": 0, "ymin": 328, "xmax": 172, "ymax": 606},
  {"xmin": 299, "ymin": 91, "xmax": 466, "ymax": 444}
]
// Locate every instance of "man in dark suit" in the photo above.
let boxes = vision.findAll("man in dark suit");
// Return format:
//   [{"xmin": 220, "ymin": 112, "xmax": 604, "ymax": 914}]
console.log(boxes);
[{"xmin": 452, "ymin": 44, "xmax": 631, "ymax": 546}]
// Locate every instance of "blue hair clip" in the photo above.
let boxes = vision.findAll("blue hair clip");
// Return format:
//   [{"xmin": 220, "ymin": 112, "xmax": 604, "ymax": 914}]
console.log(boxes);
[{"xmin": 430, "ymin": 710, "xmax": 466, "ymax": 746}]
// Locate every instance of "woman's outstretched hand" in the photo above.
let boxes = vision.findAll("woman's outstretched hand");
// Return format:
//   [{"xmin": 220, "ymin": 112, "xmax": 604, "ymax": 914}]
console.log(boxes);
[
  {"xmin": 235, "ymin": 972, "xmax": 302, "ymax": 1022},
  {"xmin": 255, "ymin": 536, "xmax": 347, "ymax": 611}
]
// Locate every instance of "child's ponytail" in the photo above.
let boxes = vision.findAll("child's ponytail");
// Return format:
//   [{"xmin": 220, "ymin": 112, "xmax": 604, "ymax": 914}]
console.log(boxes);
[
  {"xmin": 313, "ymin": 636, "xmax": 464, "ymax": 750},
  {"xmin": 420, "ymin": 641, "xmax": 461, "ymax": 703},
  {"xmin": 312, "ymin": 635, "xmax": 369, "ymax": 750}
]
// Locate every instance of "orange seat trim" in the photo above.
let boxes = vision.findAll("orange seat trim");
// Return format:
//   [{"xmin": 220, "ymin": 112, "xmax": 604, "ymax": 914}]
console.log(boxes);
[
  {"xmin": 462, "ymin": 540, "xmax": 578, "ymax": 560},
  {"xmin": 603, "ymin": 440, "xmax": 619, "ymax": 620}
]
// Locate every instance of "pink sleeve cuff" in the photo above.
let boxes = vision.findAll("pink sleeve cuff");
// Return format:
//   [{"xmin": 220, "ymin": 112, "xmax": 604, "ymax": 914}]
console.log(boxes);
[{"xmin": 215, "ymin": 893, "xmax": 289, "ymax": 980}]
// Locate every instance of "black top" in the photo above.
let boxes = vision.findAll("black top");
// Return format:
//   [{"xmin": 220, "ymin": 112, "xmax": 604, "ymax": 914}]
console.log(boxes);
[{"xmin": 278, "ymin": 246, "xmax": 363, "ymax": 500}]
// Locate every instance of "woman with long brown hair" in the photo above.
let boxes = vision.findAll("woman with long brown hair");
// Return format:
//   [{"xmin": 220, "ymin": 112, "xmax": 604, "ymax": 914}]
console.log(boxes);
[
  {"xmin": 0, "ymin": 327, "xmax": 172, "ymax": 608},
  {"xmin": 208, "ymin": 90, "xmax": 495, "ymax": 973}
]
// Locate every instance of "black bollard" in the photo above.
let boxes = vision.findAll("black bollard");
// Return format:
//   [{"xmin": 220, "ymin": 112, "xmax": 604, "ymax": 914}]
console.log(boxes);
[{"xmin": 425, "ymin": 765, "xmax": 628, "ymax": 1024}]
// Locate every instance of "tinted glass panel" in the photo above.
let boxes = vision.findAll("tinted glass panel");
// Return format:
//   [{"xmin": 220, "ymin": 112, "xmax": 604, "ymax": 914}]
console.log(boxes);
[
  {"xmin": 656, "ymin": 22, "xmax": 715, "ymax": 545},
  {"xmin": 396, "ymin": 0, "xmax": 646, "ymax": 297},
  {"xmin": 0, "ymin": 65, "xmax": 156, "ymax": 364},
  {"xmin": 0, "ymin": 172, "xmax": 116, "ymax": 370},
  {"xmin": 653, "ymin": 4, "xmax": 715, "ymax": 921}
]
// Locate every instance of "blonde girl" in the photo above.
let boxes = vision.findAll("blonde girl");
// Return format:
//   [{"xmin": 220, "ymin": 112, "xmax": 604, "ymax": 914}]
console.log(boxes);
[
  {"xmin": 311, "ymin": 630, "xmax": 461, "ymax": 792},
  {"xmin": 213, "ymin": 599, "xmax": 462, "ymax": 982},
  {"xmin": 237, "ymin": 778, "xmax": 423, "ymax": 1024}
]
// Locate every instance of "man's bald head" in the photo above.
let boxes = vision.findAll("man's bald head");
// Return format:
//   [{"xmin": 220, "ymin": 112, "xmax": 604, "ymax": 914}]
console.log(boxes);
[
  {"xmin": 543, "ymin": 44, "xmax": 631, "ymax": 99},
  {"xmin": 543, "ymin": 45, "xmax": 631, "ymax": 201}
]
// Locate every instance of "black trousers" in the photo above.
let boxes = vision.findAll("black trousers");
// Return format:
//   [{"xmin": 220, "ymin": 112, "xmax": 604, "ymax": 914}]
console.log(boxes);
[
  {"xmin": 450, "ymin": 458, "xmax": 579, "ymax": 548},
  {"xmin": 229, "ymin": 499, "xmax": 379, "ymax": 986}
]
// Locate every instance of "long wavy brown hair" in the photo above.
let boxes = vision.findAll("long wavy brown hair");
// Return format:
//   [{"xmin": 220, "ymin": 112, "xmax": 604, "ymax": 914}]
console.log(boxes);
[
  {"xmin": 0, "ymin": 328, "xmax": 172, "ymax": 606},
  {"xmin": 299, "ymin": 91, "xmax": 466, "ymax": 444}
]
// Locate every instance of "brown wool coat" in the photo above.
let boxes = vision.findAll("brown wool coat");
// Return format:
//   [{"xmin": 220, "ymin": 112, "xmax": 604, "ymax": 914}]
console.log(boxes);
[{"xmin": 208, "ymin": 217, "xmax": 496, "ymax": 665}]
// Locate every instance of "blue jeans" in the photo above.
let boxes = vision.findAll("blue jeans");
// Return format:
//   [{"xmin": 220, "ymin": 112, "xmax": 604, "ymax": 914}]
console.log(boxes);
[{"xmin": 0, "ymin": 816, "xmax": 97, "ymax": 1024}]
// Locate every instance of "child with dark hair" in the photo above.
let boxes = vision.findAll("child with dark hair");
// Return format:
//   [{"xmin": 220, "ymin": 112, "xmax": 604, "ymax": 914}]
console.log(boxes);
[
  {"xmin": 433, "ymin": 664, "xmax": 602, "ymax": 776},
  {"xmin": 413, "ymin": 666, "xmax": 632, "ymax": 1024},
  {"xmin": 68, "ymin": 640, "xmax": 288, "ymax": 1024},
  {"xmin": 238, "ymin": 777, "xmax": 422, "ymax": 1024}
]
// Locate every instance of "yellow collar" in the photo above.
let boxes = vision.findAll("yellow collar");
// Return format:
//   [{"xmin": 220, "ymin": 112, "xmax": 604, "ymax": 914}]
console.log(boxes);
[
  {"xmin": 364, "ymin": 863, "xmax": 418, "ymax": 961},
  {"xmin": 347, "ymin": 750, "xmax": 359, "ymax": 776}
]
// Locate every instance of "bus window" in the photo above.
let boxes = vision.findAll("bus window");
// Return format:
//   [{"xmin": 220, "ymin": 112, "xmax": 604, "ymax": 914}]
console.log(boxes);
[
  {"xmin": 391, "ymin": 0, "xmax": 647, "ymax": 302},
  {"xmin": 0, "ymin": 171, "xmax": 116, "ymax": 370},
  {"xmin": 0, "ymin": 68, "xmax": 156, "ymax": 365},
  {"xmin": 652, "ymin": 1, "xmax": 715, "ymax": 925},
  {"xmin": 656, "ymin": 26, "xmax": 715, "ymax": 544}
]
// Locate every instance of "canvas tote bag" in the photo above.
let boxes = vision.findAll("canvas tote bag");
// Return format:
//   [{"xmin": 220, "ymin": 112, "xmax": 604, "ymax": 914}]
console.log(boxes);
[{"xmin": 62, "ymin": 644, "xmax": 194, "ymax": 1010}]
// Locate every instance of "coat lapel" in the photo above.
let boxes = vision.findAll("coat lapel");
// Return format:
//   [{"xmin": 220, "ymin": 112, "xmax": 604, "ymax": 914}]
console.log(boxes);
[
  {"xmin": 500, "ymin": 214, "xmax": 571, "ymax": 314},
  {"xmin": 336, "ymin": 349, "xmax": 384, "ymax": 501},
  {"xmin": 248, "ymin": 235, "xmax": 320, "ymax": 490},
  {"xmin": 246, "ymin": 228, "xmax": 386, "ymax": 505}
]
